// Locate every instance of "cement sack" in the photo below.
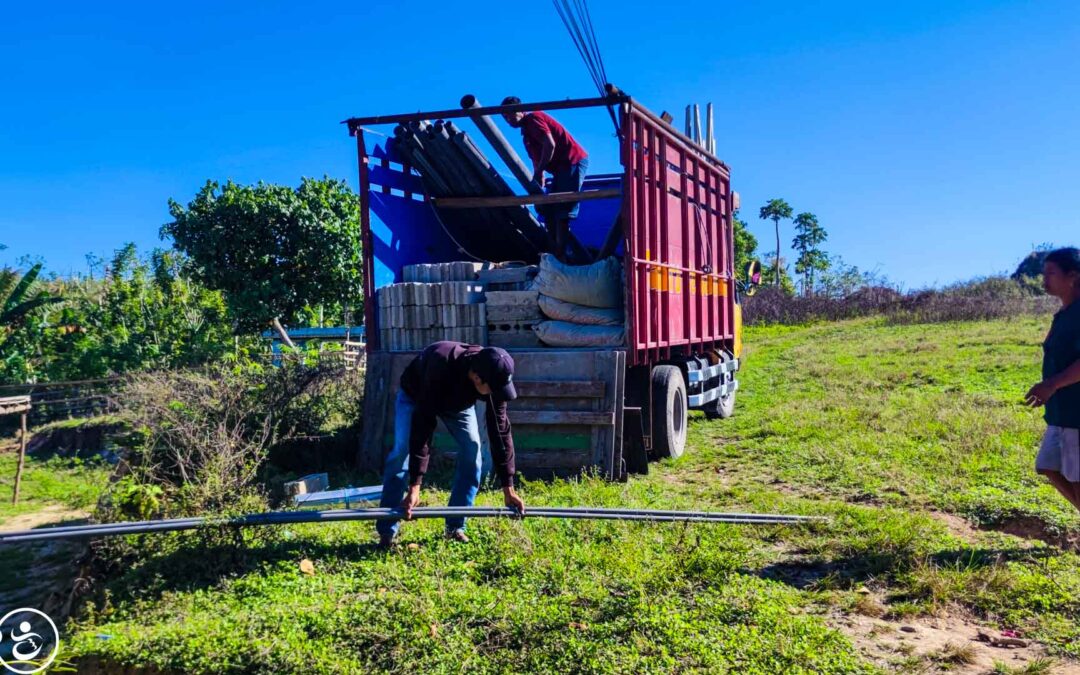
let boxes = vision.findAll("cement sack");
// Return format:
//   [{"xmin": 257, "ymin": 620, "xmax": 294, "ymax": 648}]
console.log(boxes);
[
  {"xmin": 534, "ymin": 321, "xmax": 626, "ymax": 347},
  {"xmin": 530, "ymin": 254, "xmax": 622, "ymax": 308},
  {"xmin": 538, "ymin": 294, "xmax": 623, "ymax": 326}
]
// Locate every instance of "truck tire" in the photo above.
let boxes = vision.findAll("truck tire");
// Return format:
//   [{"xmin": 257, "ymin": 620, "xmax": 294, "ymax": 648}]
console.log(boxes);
[
  {"xmin": 651, "ymin": 365, "xmax": 687, "ymax": 459},
  {"xmin": 703, "ymin": 391, "xmax": 735, "ymax": 420}
]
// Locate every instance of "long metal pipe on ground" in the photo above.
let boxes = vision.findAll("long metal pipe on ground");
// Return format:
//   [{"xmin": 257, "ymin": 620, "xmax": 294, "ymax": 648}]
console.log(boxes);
[
  {"xmin": 0, "ymin": 507, "xmax": 825, "ymax": 544},
  {"xmin": 0, "ymin": 507, "xmax": 820, "ymax": 538}
]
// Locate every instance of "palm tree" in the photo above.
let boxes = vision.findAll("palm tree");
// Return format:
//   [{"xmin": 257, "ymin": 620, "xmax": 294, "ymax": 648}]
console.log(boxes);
[
  {"xmin": 791, "ymin": 212, "xmax": 828, "ymax": 295},
  {"xmin": 759, "ymin": 199, "xmax": 793, "ymax": 286}
]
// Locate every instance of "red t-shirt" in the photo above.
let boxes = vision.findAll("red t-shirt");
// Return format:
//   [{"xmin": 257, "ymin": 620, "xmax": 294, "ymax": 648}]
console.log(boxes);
[{"xmin": 521, "ymin": 111, "xmax": 588, "ymax": 175}]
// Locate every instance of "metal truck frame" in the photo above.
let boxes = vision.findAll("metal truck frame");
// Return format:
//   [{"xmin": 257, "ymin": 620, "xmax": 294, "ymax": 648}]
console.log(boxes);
[{"xmin": 346, "ymin": 92, "xmax": 742, "ymax": 481}]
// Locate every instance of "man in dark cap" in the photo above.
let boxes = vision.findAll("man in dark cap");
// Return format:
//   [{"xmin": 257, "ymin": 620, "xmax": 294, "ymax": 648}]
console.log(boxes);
[
  {"xmin": 501, "ymin": 96, "xmax": 589, "ymax": 262},
  {"xmin": 376, "ymin": 341, "xmax": 525, "ymax": 548}
]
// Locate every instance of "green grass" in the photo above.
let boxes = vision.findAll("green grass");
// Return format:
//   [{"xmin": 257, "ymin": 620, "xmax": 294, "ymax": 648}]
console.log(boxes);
[
  {"xmin": 63, "ymin": 316, "xmax": 1080, "ymax": 673},
  {"xmin": 0, "ymin": 446, "xmax": 110, "ymax": 523}
]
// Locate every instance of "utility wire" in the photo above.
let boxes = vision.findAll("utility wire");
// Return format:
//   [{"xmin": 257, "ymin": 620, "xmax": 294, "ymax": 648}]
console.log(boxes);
[{"xmin": 552, "ymin": 0, "xmax": 620, "ymax": 135}]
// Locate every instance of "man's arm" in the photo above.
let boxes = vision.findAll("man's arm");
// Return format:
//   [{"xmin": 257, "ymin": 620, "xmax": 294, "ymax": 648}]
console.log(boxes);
[
  {"xmin": 399, "ymin": 406, "xmax": 437, "ymax": 519},
  {"xmin": 486, "ymin": 398, "xmax": 524, "ymax": 513},
  {"xmin": 407, "ymin": 406, "xmax": 438, "ymax": 486},
  {"xmin": 532, "ymin": 134, "xmax": 556, "ymax": 185},
  {"xmin": 524, "ymin": 115, "xmax": 556, "ymax": 185}
]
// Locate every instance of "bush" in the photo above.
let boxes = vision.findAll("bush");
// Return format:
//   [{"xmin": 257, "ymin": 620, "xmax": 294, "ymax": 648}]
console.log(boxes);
[
  {"xmin": 101, "ymin": 360, "xmax": 347, "ymax": 519},
  {"xmin": 743, "ymin": 285, "xmax": 901, "ymax": 325},
  {"xmin": 887, "ymin": 276, "xmax": 1057, "ymax": 325},
  {"xmin": 743, "ymin": 276, "xmax": 1057, "ymax": 326}
]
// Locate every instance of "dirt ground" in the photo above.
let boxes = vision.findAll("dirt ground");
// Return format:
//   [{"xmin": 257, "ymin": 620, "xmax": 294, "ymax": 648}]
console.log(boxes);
[{"xmin": 834, "ymin": 609, "xmax": 1070, "ymax": 674}]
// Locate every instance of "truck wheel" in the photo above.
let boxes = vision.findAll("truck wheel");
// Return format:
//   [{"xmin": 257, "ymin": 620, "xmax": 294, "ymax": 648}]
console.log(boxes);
[
  {"xmin": 651, "ymin": 365, "xmax": 687, "ymax": 459},
  {"xmin": 703, "ymin": 391, "xmax": 735, "ymax": 420}
]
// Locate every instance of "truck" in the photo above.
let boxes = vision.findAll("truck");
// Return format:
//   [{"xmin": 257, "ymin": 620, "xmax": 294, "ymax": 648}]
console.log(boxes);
[{"xmin": 345, "ymin": 91, "xmax": 748, "ymax": 481}]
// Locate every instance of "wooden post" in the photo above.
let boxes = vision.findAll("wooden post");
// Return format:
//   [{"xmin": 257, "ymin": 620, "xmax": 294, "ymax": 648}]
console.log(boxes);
[{"xmin": 12, "ymin": 411, "xmax": 27, "ymax": 505}]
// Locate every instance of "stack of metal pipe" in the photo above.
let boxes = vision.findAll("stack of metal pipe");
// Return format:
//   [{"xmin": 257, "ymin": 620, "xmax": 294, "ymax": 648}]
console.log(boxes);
[{"xmin": 390, "ymin": 121, "xmax": 550, "ymax": 263}]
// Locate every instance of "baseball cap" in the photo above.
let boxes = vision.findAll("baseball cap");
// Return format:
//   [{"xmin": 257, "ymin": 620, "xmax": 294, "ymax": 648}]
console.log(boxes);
[{"xmin": 474, "ymin": 347, "xmax": 517, "ymax": 401}]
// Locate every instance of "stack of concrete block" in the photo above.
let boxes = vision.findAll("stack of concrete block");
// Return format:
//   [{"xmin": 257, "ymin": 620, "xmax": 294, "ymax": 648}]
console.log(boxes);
[
  {"xmin": 477, "ymin": 265, "xmax": 538, "ymax": 292},
  {"xmin": 403, "ymin": 261, "xmax": 484, "ymax": 283},
  {"xmin": 486, "ymin": 290, "xmax": 544, "ymax": 348},
  {"xmin": 378, "ymin": 281, "xmax": 486, "ymax": 350}
]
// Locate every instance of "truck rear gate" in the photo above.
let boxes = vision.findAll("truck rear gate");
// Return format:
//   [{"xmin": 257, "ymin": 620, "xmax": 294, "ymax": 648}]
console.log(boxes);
[{"xmin": 347, "ymin": 93, "xmax": 740, "ymax": 480}]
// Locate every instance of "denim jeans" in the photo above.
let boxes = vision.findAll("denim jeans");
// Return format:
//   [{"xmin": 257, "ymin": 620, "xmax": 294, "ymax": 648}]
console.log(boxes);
[
  {"xmin": 548, "ymin": 157, "xmax": 589, "ymax": 220},
  {"xmin": 376, "ymin": 390, "xmax": 483, "ymax": 538}
]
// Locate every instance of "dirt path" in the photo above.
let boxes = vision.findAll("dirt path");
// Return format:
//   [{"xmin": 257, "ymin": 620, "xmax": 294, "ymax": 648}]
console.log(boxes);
[
  {"xmin": 0, "ymin": 505, "xmax": 90, "ymax": 614},
  {"xmin": 835, "ymin": 611, "xmax": 1067, "ymax": 674},
  {"xmin": 1, "ymin": 504, "xmax": 89, "ymax": 530}
]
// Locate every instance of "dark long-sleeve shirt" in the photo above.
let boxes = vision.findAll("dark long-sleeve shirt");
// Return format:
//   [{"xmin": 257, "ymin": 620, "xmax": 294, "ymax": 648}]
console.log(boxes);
[{"xmin": 399, "ymin": 341, "xmax": 516, "ymax": 486}]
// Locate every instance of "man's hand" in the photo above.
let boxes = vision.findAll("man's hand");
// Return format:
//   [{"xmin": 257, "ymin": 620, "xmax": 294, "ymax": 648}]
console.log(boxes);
[
  {"xmin": 504, "ymin": 486, "xmax": 525, "ymax": 516},
  {"xmin": 401, "ymin": 485, "xmax": 421, "ymax": 520},
  {"xmin": 1025, "ymin": 379, "xmax": 1059, "ymax": 407}
]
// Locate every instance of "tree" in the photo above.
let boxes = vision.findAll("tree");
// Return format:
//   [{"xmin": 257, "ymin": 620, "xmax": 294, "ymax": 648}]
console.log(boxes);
[
  {"xmin": 758, "ymin": 199, "xmax": 793, "ymax": 287},
  {"xmin": 1, "ymin": 263, "xmax": 61, "ymax": 329},
  {"xmin": 162, "ymin": 178, "xmax": 363, "ymax": 335},
  {"xmin": 0, "ymin": 263, "xmax": 62, "ymax": 378},
  {"xmin": 732, "ymin": 211, "xmax": 759, "ymax": 282},
  {"xmin": 762, "ymin": 253, "xmax": 796, "ymax": 295},
  {"xmin": 791, "ymin": 212, "xmax": 829, "ymax": 296}
]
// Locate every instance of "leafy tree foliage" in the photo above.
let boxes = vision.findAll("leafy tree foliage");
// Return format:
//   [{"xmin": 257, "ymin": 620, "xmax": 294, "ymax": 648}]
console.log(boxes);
[
  {"xmin": 163, "ymin": 178, "xmax": 363, "ymax": 333},
  {"xmin": 791, "ymin": 212, "xmax": 829, "ymax": 296},
  {"xmin": 0, "ymin": 245, "xmax": 237, "ymax": 384},
  {"xmin": 761, "ymin": 253, "xmax": 797, "ymax": 296},
  {"xmin": 0, "ymin": 263, "xmax": 62, "ymax": 379},
  {"xmin": 732, "ymin": 211, "xmax": 759, "ymax": 282},
  {"xmin": 758, "ymin": 198, "xmax": 793, "ymax": 286}
]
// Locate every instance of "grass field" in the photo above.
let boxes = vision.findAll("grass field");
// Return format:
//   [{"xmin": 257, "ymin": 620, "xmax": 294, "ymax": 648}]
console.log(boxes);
[{"xmin": 36, "ymin": 316, "xmax": 1080, "ymax": 673}]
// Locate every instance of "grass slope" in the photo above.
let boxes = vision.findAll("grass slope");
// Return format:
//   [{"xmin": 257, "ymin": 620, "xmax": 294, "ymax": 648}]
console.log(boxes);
[{"xmin": 64, "ymin": 316, "xmax": 1080, "ymax": 673}]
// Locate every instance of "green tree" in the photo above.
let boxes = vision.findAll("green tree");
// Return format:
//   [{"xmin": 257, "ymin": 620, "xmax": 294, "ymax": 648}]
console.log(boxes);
[
  {"xmin": 791, "ymin": 212, "xmax": 829, "ymax": 296},
  {"xmin": 0, "ymin": 263, "xmax": 62, "ymax": 382},
  {"xmin": 40, "ymin": 244, "xmax": 235, "ymax": 381},
  {"xmin": 1, "ymin": 263, "xmax": 61, "ymax": 329},
  {"xmin": 162, "ymin": 178, "xmax": 363, "ymax": 336},
  {"xmin": 762, "ymin": 253, "xmax": 797, "ymax": 295},
  {"xmin": 758, "ymin": 198, "xmax": 793, "ymax": 287},
  {"xmin": 732, "ymin": 211, "xmax": 759, "ymax": 282}
]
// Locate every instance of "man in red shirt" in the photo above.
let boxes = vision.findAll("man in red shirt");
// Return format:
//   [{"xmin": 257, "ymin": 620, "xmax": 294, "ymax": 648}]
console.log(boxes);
[{"xmin": 502, "ymin": 96, "xmax": 589, "ymax": 262}]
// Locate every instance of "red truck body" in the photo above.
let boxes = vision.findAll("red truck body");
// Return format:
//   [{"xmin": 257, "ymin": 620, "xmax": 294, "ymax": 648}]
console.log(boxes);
[{"xmin": 346, "ymin": 94, "xmax": 741, "ymax": 478}]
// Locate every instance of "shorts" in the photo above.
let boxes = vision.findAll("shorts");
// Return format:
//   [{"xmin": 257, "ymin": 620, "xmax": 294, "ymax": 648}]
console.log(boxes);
[
  {"xmin": 546, "ymin": 158, "xmax": 589, "ymax": 220},
  {"xmin": 1035, "ymin": 425, "xmax": 1080, "ymax": 482}
]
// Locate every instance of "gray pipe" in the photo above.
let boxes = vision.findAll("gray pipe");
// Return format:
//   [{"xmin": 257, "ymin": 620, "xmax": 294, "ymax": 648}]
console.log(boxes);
[
  {"xmin": 460, "ymin": 94, "xmax": 541, "ymax": 196},
  {"xmin": 3, "ymin": 506, "xmax": 819, "ymax": 538},
  {"xmin": 706, "ymin": 102, "xmax": 715, "ymax": 154},
  {"xmin": 394, "ymin": 131, "xmax": 454, "ymax": 197},
  {"xmin": 445, "ymin": 121, "xmax": 551, "ymax": 253},
  {"xmin": 0, "ymin": 507, "xmax": 824, "ymax": 544}
]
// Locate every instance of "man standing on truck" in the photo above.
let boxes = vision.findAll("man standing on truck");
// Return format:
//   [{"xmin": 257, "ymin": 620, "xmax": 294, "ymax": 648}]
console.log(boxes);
[
  {"xmin": 376, "ymin": 341, "xmax": 526, "ymax": 548},
  {"xmin": 501, "ymin": 96, "xmax": 589, "ymax": 262}
]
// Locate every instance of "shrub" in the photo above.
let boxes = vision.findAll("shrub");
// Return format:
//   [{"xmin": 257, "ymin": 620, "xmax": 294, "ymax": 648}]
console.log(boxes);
[
  {"xmin": 743, "ymin": 276, "xmax": 1056, "ymax": 327},
  {"xmin": 103, "ymin": 360, "xmax": 346, "ymax": 518}
]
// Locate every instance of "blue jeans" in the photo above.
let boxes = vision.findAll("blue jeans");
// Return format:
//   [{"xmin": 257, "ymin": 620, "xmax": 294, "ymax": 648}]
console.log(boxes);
[
  {"xmin": 548, "ymin": 158, "xmax": 589, "ymax": 220},
  {"xmin": 376, "ymin": 390, "xmax": 483, "ymax": 538}
]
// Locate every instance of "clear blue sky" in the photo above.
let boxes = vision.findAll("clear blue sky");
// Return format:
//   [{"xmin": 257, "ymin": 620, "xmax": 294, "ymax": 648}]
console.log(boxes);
[{"xmin": 2, "ymin": 0, "xmax": 1077, "ymax": 288}]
